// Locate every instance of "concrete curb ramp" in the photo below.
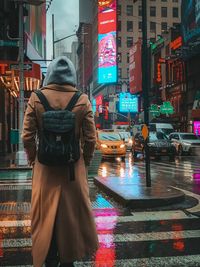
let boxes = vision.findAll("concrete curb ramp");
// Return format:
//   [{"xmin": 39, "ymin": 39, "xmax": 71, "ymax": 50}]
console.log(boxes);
[{"xmin": 94, "ymin": 176, "xmax": 185, "ymax": 208}]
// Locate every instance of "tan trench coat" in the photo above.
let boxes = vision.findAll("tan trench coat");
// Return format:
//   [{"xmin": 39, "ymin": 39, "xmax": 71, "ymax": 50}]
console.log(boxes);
[{"xmin": 22, "ymin": 84, "xmax": 98, "ymax": 267}]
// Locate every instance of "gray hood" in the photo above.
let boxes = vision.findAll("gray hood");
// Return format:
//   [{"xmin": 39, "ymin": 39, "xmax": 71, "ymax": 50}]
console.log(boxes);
[{"xmin": 43, "ymin": 56, "xmax": 77, "ymax": 87}]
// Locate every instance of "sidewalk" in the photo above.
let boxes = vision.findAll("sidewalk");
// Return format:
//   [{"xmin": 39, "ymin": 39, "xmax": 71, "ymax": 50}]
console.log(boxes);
[{"xmin": 0, "ymin": 153, "xmax": 31, "ymax": 170}]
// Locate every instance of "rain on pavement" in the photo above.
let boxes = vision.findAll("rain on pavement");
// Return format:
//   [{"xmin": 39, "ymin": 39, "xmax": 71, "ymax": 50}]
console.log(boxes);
[{"xmin": 1, "ymin": 154, "xmax": 200, "ymax": 266}]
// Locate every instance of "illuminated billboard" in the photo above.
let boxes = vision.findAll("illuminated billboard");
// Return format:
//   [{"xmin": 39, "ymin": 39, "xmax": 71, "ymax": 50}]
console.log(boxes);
[
  {"xmin": 119, "ymin": 93, "xmax": 138, "ymax": 113},
  {"xmin": 98, "ymin": 0, "xmax": 117, "ymax": 84},
  {"xmin": 182, "ymin": 0, "xmax": 200, "ymax": 42}
]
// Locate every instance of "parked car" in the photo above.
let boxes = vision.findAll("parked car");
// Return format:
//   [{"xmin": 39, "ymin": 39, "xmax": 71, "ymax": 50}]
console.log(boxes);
[
  {"xmin": 169, "ymin": 132, "xmax": 200, "ymax": 155},
  {"xmin": 118, "ymin": 131, "xmax": 133, "ymax": 151},
  {"xmin": 133, "ymin": 123, "xmax": 174, "ymax": 137},
  {"xmin": 132, "ymin": 131, "xmax": 176, "ymax": 160},
  {"xmin": 96, "ymin": 131, "xmax": 126, "ymax": 159}
]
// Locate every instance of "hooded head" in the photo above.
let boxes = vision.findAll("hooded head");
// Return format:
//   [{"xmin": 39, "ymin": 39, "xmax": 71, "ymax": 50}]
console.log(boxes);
[{"xmin": 43, "ymin": 56, "xmax": 77, "ymax": 87}]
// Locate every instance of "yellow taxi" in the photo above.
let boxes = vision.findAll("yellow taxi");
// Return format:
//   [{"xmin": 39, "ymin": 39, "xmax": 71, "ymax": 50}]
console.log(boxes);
[{"xmin": 96, "ymin": 130, "xmax": 126, "ymax": 159}]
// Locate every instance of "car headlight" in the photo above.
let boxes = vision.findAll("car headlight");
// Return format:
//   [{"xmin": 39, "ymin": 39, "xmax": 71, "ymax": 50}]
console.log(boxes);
[
  {"xmin": 120, "ymin": 144, "xmax": 125, "ymax": 148},
  {"xmin": 182, "ymin": 142, "xmax": 191, "ymax": 146},
  {"xmin": 148, "ymin": 142, "xmax": 156, "ymax": 147},
  {"xmin": 101, "ymin": 144, "xmax": 108, "ymax": 148},
  {"xmin": 128, "ymin": 139, "xmax": 133, "ymax": 144}
]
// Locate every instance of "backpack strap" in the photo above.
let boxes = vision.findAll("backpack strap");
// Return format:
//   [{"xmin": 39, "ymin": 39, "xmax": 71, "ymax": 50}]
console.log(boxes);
[
  {"xmin": 35, "ymin": 91, "xmax": 54, "ymax": 111},
  {"xmin": 65, "ymin": 91, "xmax": 82, "ymax": 111}
]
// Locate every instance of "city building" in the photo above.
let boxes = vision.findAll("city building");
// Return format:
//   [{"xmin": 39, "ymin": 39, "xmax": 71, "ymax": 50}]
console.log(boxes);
[
  {"xmin": 89, "ymin": 0, "xmax": 181, "ymax": 128},
  {"xmin": 0, "ymin": 1, "xmax": 46, "ymax": 155}
]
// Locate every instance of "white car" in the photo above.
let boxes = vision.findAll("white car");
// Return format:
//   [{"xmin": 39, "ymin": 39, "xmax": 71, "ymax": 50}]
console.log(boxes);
[
  {"xmin": 118, "ymin": 131, "xmax": 133, "ymax": 151},
  {"xmin": 169, "ymin": 132, "xmax": 200, "ymax": 155}
]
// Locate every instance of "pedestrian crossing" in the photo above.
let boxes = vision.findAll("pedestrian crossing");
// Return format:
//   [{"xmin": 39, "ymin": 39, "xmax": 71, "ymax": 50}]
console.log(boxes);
[{"xmin": 1, "ymin": 162, "xmax": 200, "ymax": 266}]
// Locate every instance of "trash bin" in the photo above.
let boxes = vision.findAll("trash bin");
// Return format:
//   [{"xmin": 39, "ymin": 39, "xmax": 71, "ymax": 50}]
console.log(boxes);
[{"xmin": 10, "ymin": 129, "xmax": 19, "ymax": 144}]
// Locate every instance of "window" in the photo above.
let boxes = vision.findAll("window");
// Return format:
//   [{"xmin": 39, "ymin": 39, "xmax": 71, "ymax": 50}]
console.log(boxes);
[
  {"xmin": 127, "ymin": 37, "xmax": 133, "ymax": 47},
  {"xmin": 173, "ymin": 0, "xmax": 178, "ymax": 2},
  {"xmin": 150, "ymin": 6, "xmax": 156, "ymax": 16},
  {"xmin": 118, "ymin": 68, "xmax": 122, "ymax": 78},
  {"xmin": 161, "ymin": 0, "xmax": 167, "ymax": 2},
  {"xmin": 138, "ymin": 5, "xmax": 142, "ymax": 16},
  {"xmin": 139, "ymin": 21, "xmax": 142, "ymax": 30},
  {"xmin": 150, "ymin": 21, "xmax": 156, "ymax": 32},
  {"xmin": 117, "ymin": 5, "xmax": 121, "ymax": 16},
  {"xmin": 173, "ymin": 7, "xmax": 179, "ymax": 18},
  {"xmin": 161, "ymin": 22, "xmax": 168, "ymax": 31},
  {"xmin": 118, "ymin": 20, "xmax": 121, "ymax": 31},
  {"xmin": 127, "ymin": 52, "xmax": 129, "ymax": 63},
  {"xmin": 127, "ymin": 5, "xmax": 133, "ymax": 16},
  {"xmin": 118, "ymin": 53, "xmax": 122, "ymax": 63},
  {"xmin": 127, "ymin": 21, "xmax": 133, "ymax": 32},
  {"xmin": 161, "ymin": 7, "xmax": 167, "ymax": 17},
  {"xmin": 117, "ymin": 37, "xmax": 121, "ymax": 47}
]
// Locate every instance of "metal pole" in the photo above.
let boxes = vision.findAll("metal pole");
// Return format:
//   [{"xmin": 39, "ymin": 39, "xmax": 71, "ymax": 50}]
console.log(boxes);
[
  {"xmin": 19, "ymin": 2, "xmax": 25, "ymax": 155},
  {"xmin": 82, "ymin": 34, "xmax": 85, "ymax": 92},
  {"xmin": 142, "ymin": 0, "xmax": 151, "ymax": 187},
  {"xmin": 52, "ymin": 14, "xmax": 55, "ymax": 59}
]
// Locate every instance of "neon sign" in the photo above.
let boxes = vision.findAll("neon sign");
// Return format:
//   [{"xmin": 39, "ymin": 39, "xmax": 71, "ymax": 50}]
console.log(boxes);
[
  {"xmin": 170, "ymin": 36, "xmax": 183, "ymax": 50},
  {"xmin": 98, "ymin": 0, "xmax": 117, "ymax": 84}
]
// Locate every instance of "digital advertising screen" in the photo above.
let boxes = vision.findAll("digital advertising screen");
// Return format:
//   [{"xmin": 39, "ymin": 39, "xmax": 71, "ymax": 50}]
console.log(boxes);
[
  {"xmin": 98, "ymin": 0, "xmax": 117, "ymax": 84},
  {"xmin": 182, "ymin": 0, "xmax": 200, "ymax": 43},
  {"xmin": 119, "ymin": 93, "xmax": 138, "ymax": 113}
]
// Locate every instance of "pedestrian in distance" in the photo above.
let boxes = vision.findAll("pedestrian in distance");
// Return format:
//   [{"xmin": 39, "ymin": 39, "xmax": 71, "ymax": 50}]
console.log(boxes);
[{"xmin": 22, "ymin": 56, "xmax": 99, "ymax": 267}]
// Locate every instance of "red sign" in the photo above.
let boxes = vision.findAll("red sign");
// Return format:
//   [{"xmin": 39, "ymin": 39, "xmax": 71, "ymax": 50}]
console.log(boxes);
[
  {"xmin": 129, "ymin": 40, "xmax": 142, "ymax": 94},
  {"xmin": 98, "ymin": 10, "xmax": 116, "ymax": 34},
  {"xmin": 156, "ymin": 63, "xmax": 162, "ymax": 83},
  {"xmin": 170, "ymin": 36, "xmax": 183, "ymax": 50}
]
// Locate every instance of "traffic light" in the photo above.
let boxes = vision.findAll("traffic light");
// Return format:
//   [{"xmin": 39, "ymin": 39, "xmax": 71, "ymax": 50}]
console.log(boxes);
[{"xmin": 4, "ymin": 70, "xmax": 14, "ymax": 89}]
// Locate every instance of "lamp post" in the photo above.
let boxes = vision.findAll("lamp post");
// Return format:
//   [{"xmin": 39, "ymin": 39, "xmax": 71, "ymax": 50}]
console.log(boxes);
[{"xmin": 15, "ymin": 0, "xmax": 45, "ymax": 166}]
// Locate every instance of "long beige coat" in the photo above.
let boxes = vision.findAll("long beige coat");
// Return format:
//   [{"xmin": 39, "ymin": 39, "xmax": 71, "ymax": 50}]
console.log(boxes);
[{"xmin": 22, "ymin": 84, "xmax": 98, "ymax": 267}]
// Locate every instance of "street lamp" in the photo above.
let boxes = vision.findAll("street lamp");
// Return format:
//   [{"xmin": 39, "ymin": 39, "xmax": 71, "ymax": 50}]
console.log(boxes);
[{"xmin": 52, "ymin": 14, "xmax": 77, "ymax": 59}]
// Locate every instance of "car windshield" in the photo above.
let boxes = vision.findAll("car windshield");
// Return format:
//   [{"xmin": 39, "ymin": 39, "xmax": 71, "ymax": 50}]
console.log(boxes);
[
  {"xmin": 99, "ymin": 133, "xmax": 121, "ymax": 141},
  {"xmin": 160, "ymin": 128, "xmax": 174, "ymax": 135},
  {"xmin": 149, "ymin": 132, "xmax": 169, "ymax": 142},
  {"xmin": 119, "ymin": 132, "xmax": 130, "ymax": 140},
  {"xmin": 180, "ymin": 134, "xmax": 198, "ymax": 140}
]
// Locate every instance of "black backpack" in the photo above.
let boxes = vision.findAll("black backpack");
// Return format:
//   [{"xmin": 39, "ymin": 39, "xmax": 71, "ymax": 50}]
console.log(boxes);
[{"xmin": 35, "ymin": 90, "xmax": 82, "ymax": 180}]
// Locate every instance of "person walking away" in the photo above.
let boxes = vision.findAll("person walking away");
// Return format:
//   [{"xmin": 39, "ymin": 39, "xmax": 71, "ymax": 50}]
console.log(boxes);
[{"xmin": 22, "ymin": 56, "xmax": 98, "ymax": 267}]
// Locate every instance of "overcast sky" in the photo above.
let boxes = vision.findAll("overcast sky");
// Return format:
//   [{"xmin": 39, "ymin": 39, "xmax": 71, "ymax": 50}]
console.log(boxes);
[{"xmin": 46, "ymin": 0, "xmax": 79, "ymax": 59}]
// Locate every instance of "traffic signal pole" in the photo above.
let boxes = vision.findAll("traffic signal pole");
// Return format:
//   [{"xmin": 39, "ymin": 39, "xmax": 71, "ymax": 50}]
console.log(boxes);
[{"xmin": 142, "ymin": 0, "xmax": 151, "ymax": 187}]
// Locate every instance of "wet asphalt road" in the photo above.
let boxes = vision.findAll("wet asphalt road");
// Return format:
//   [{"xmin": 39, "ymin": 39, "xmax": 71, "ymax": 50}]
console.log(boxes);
[{"xmin": 1, "ymin": 153, "xmax": 200, "ymax": 266}]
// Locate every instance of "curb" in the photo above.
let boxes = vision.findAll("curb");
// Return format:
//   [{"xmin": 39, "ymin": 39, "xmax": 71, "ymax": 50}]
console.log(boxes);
[{"xmin": 94, "ymin": 177, "xmax": 185, "ymax": 209}]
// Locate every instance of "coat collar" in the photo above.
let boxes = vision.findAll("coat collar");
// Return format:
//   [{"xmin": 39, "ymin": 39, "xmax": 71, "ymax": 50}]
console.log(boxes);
[{"xmin": 42, "ymin": 84, "xmax": 78, "ymax": 92}]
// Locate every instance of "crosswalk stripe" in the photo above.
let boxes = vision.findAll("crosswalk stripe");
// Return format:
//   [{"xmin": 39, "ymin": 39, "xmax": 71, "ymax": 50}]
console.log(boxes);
[
  {"xmin": 0, "ymin": 210, "xmax": 195, "ymax": 228},
  {"xmin": 75, "ymin": 255, "xmax": 200, "ymax": 267},
  {"xmin": 2, "ymin": 229, "xmax": 200, "ymax": 248}
]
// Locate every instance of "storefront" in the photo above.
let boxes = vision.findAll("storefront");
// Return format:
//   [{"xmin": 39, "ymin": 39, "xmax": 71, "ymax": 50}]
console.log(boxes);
[{"xmin": 0, "ymin": 60, "xmax": 41, "ymax": 155}]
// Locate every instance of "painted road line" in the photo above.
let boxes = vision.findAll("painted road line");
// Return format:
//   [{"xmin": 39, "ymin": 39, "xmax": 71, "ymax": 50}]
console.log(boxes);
[
  {"xmin": 2, "ymin": 229, "xmax": 200, "ymax": 248},
  {"xmin": 0, "ymin": 210, "xmax": 195, "ymax": 228},
  {"xmin": 74, "ymin": 255, "xmax": 200, "ymax": 267},
  {"xmin": 173, "ymin": 187, "xmax": 200, "ymax": 213}
]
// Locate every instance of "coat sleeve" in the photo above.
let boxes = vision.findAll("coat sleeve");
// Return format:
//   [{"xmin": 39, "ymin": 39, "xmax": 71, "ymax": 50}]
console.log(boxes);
[
  {"xmin": 82, "ymin": 97, "xmax": 97, "ymax": 166},
  {"xmin": 21, "ymin": 93, "xmax": 37, "ymax": 165}
]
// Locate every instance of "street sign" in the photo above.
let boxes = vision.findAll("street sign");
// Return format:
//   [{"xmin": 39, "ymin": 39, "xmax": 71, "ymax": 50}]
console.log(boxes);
[
  {"xmin": 160, "ymin": 102, "xmax": 174, "ymax": 115},
  {"xmin": 150, "ymin": 104, "xmax": 160, "ymax": 117},
  {"xmin": 10, "ymin": 63, "xmax": 32, "ymax": 71},
  {"xmin": 142, "ymin": 124, "xmax": 149, "ymax": 140},
  {"xmin": 0, "ymin": 40, "xmax": 18, "ymax": 47}
]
